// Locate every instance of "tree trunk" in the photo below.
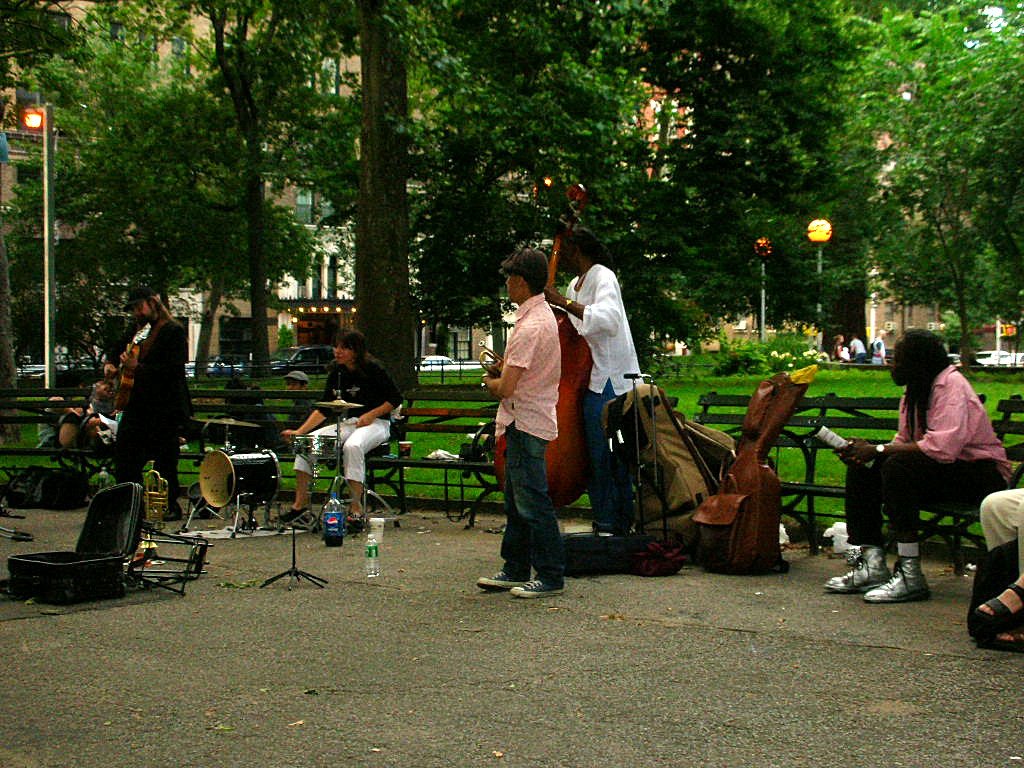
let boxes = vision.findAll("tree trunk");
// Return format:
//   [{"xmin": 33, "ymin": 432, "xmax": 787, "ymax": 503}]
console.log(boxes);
[
  {"xmin": 194, "ymin": 276, "xmax": 225, "ymax": 378},
  {"xmin": 246, "ymin": 162, "xmax": 270, "ymax": 377},
  {"xmin": 356, "ymin": 0, "xmax": 415, "ymax": 391}
]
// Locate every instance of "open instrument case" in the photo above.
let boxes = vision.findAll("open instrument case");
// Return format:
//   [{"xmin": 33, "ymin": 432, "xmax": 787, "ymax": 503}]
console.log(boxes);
[{"xmin": 7, "ymin": 482, "xmax": 143, "ymax": 604}]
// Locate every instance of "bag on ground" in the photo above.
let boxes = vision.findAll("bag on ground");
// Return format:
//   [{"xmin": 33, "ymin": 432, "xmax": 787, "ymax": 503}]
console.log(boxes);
[
  {"xmin": 602, "ymin": 383, "xmax": 734, "ymax": 538},
  {"xmin": 3, "ymin": 466, "xmax": 89, "ymax": 510}
]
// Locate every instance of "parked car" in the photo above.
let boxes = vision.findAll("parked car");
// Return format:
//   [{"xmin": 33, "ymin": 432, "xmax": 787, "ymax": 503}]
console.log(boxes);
[
  {"xmin": 974, "ymin": 350, "xmax": 1023, "ymax": 367},
  {"xmin": 269, "ymin": 345, "xmax": 335, "ymax": 376},
  {"xmin": 206, "ymin": 354, "xmax": 249, "ymax": 377},
  {"xmin": 417, "ymin": 355, "xmax": 482, "ymax": 372}
]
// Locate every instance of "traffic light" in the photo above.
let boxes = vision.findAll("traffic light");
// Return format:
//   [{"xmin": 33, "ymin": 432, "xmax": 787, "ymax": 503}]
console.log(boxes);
[{"xmin": 20, "ymin": 106, "xmax": 46, "ymax": 132}]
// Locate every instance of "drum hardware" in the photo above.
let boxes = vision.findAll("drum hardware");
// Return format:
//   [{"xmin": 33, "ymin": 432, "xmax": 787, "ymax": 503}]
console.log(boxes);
[
  {"xmin": 313, "ymin": 399, "xmax": 363, "ymax": 411},
  {"xmin": 198, "ymin": 449, "xmax": 280, "ymax": 538},
  {"xmin": 193, "ymin": 416, "xmax": 260, "ymax": 454},
  {"xmin": 179, "ymin": 481, "xmax": 225, "ymax": 534}
]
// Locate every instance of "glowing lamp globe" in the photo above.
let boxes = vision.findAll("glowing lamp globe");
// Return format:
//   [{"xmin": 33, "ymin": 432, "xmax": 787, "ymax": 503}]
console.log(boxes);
[{"xmin": 807, "ymin": 219, "xmax": 832, "ymax": 244}]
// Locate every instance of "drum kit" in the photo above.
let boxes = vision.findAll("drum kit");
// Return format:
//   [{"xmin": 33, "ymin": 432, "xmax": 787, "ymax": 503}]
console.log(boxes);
[
  {"xmin": 182, "ymin": 400, "xmax": 392, "ymax": 537},
  {"xmin": 183, "ymin": 415, "xmax": 281, "ymax": 537}
]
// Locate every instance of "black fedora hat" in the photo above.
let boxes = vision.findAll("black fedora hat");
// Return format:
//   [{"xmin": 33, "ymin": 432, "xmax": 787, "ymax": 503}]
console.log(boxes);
[{"xmin": 123, "ymin": 286, "xmax": 157, "ymax": 310}]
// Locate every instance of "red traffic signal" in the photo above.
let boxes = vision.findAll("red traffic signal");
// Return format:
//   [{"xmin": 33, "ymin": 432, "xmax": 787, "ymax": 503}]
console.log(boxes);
[{"xmin": 20, "ymin": 106, "xmax": 46, "ymax": 132}]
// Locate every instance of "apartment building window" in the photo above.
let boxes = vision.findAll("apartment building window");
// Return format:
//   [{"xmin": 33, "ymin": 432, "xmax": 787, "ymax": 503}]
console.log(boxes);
[
  {"xmin": 171, "ymin": 36, "xmax": 191, "ymax": 75},
  {"xmin": 296, "ymin": 189, "xmax": 313, "ymax": 224},
  {"xmin": 321, "ymin": 58, "xmax": 341, "ymax": 95}
]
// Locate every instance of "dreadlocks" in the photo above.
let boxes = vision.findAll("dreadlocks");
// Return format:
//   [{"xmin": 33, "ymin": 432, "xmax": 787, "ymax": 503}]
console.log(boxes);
[{"xmin": 890, "ymin": 329, "xmax": 953, "ymax": 437}]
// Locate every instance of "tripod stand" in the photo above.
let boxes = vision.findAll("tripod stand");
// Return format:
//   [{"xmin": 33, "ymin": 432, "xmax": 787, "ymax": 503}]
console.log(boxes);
[
  {"xmin": 0, "ymin": 498, "xmax": 32, "ymax": 542},
  {"xmin": 260, "ymin": 524, "xmax": 327, "ymax": 589},
  {"xmin": 623, "ymin": 372, "xmax": 668, "ymax": 540}
]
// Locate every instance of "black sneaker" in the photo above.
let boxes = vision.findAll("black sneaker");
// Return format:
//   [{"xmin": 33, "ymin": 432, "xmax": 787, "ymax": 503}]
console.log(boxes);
[
  {"xmin": 477, "ymin": 571, "xmax": 527, "ymax": 591},
  {"xmin": 510, "ymin": 580, "xmax": 564, "ymax": 598}
]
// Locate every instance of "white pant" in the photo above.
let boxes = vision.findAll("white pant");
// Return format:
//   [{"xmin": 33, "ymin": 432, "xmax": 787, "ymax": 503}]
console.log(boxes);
[
  {"xmin": 294, "ymin": 417, "xmax": 390, "ymax": 484},
  {"xmin": 980, "ymin": 487, "xmax": 1024, "ymax": 568}
]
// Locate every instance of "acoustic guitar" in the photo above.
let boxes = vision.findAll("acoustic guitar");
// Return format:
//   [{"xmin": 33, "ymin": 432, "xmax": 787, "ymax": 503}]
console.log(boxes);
[{"xmin": 113, "ymin": 324, "xmax": 151, "ymax": 411}]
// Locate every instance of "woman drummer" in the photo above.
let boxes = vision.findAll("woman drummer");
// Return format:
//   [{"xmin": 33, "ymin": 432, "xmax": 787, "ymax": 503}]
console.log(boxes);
[{"xmin": 280, "ymin": 330, "xmax": 402, "ymax": 523}]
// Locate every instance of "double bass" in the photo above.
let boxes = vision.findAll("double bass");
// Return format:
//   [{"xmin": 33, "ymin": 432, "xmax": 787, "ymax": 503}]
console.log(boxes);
[{"xmin": 494, "ymin": 184, "xmax": 592, "ymax": 508}]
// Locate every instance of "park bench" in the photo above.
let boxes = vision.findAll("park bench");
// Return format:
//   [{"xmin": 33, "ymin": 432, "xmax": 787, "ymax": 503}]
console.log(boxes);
[
  {"xmin": 366, "ymin": 386, "xmax": 501, "ymax": 526},
  {"xmin": 692, "ymin": 391, "xmax": 1024, "ymax": 570},
  {"xmin": 0, "ymin": 386, "xmax": 112, "ymax": 481},
  {"xmin": 0, "ymin": 385, "xmax": 313, "ymax": 493},
  {"xmin": 1, "ymin": 384, "xmax": 503, "ymax": 524}
]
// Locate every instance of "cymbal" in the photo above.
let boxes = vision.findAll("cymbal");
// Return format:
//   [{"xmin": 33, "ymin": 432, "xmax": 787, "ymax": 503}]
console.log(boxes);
[
  {"xmin": 193, "ymin": 416, "xmax": 260, "ymax": 428},
  {"xmin": 314, "ymin": 399, "xmax": 363, "ymax": 410}
]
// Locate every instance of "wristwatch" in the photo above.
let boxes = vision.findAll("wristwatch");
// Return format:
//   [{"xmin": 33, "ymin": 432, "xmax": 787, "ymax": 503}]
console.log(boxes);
[{"xmin": 875, "ymin": 443, "xmax": 886, "ymax": 455}]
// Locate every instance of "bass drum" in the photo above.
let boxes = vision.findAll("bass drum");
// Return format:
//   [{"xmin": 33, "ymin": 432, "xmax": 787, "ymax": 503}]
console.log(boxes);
[{"xmin": 199, "ymin": 450, "xmax": 280, "ymax": 509}]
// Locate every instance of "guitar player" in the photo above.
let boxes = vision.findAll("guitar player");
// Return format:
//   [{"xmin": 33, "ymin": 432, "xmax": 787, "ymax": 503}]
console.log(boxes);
[{"xmin": 111, "ymin": 286, "xmax": 191, "ymax": 521}]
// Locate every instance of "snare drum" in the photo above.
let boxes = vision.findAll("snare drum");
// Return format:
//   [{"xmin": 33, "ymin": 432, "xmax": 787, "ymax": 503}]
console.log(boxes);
[
  {"xmin": 199, "ymin": 449, "xmax": 280, "ymax": 508},
  {"xmin": 292, "ymin": 434, "xmax": 338, "ymax": 461}
]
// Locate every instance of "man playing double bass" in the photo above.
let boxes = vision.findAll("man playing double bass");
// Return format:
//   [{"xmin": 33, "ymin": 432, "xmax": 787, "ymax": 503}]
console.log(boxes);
[
  {"xmin": 112, "ymin": 287, "xmax": 190, "ymax": 521},
  {"xmin": 545, "ymin": 227, "xmax": 640, "ymax": 536}
]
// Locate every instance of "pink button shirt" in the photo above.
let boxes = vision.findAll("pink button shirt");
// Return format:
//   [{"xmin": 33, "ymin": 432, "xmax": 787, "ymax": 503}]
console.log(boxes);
[
  {"xmin": 495, "ymin": 293, "xmax": 561, "ymax": 442},
  {"xmin": 894, "ymin": 366, "xmax": 1012, "ymax": 481}
]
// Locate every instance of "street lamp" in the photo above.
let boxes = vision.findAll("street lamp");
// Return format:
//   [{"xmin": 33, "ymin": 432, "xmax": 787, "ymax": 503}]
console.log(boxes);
[
  {"xmin": 807, "ymin": 218, "xmax": 832, "ymax": 351},
  {"xmin": 21, "ymin": 104, "xmax": 57, "ymax": 387},
  {"xmin": 754, "ymin": 237, "xmax": 773, "ymax": 343}
]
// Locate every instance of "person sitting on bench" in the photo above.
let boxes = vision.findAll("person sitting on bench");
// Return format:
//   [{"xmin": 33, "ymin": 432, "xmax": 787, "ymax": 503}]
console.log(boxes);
[
  {"xmin": 824, "ymin": 329, "xmax": 1010, "ymax": 603},
  {"xmin": 973, "ymin": 488, "xmax": 1024, "ymax": 651},
  {"xmin": 280, "ymin": 330, "xmax": 402, "ymax": 522}
]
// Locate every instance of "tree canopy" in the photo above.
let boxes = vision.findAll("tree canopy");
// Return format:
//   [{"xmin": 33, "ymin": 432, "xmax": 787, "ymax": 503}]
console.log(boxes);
[{"xmin": 3, "ymin": 0, "xmax": 1022, "ymax": 376}]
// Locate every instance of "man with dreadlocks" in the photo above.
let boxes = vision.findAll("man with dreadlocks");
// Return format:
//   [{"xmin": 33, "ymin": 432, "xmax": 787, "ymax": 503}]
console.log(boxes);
[{"xmin": 824, "ymin": 330, "xmax": 1011, "ymax": 603}]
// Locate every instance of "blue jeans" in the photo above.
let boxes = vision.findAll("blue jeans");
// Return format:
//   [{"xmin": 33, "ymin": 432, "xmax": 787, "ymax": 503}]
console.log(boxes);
[
  {"xmin": 500, "ymin": 423, "xmax": 565, "ymax": 588},
  {"xmin": 584, "ymin": 380, "xmax": 635, "ymax": 534}
]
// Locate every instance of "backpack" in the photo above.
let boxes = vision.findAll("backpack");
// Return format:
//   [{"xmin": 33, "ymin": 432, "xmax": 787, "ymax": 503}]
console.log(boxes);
[
  {"xmin": 602, "ymin": 383, "xmax": 734, "ymax": 536},
  {"xmin": 2, "ymin": 466, "xmax": 89, "ymax": 510},
  {"xmin": 693, "ymin": 370, "xmax": 813, "ymax": 574}
]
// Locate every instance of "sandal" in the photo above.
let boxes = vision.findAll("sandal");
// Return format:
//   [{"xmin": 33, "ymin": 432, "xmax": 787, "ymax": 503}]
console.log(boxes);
[
  {"xmin": 977, "ymin": 627, "xmax": 1024, "ymax": 654},
  {"xmin": 973, "ymin": 583, "xmax": 1024, "ymax": 639}
]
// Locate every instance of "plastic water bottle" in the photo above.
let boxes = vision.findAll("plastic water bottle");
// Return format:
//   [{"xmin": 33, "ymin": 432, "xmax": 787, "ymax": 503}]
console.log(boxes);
[
  {"xmin": 365, "ymin": 534, "xmax": 380, "ymax": 578},
  {"xmin": 322, "ymin": 493, "xmax": 345, "ymax": 547},
  {"xmin": 95, "ymin": 467, "xmax": 114, "ymax": 490}
]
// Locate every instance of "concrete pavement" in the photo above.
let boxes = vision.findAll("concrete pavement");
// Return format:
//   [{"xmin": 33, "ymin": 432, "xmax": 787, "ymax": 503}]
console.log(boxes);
[{"xmin": 1, "ymin": 506, "xmax": 1022, "ymax": 768}]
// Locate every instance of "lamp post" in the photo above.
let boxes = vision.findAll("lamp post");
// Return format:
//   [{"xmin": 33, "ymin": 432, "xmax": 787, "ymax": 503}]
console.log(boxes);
[
  {"xmin": 807, "ymin": 218, "xmax": 832, "ymax": 352},
  {"xmin": 21, "ymin": 104, "xmax": 57, "ymax": 387},
  {"xmin": 754, "ymin": 237, "xmax": 773, "ymax": 343}
]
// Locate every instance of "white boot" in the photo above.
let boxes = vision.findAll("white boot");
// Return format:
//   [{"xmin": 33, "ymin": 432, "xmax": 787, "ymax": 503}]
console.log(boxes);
[
  {"xmin": 824, "ymin": 545, "xmax": 889, "ymax": 594},
  {"xmin": 863, "ymin": 556, "xmax": 930, "ymax": 603}
]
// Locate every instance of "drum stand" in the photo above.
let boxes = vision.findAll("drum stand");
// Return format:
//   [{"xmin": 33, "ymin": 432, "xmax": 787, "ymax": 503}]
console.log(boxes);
[
  {"xmin": 260, "ymin": 524, "xmax": 327, "ymax": 589},
  {"xmin": 180, "ymin": 481, "xmax": 225, "ymax": 533},
  {"xmin": 228, "ymin": 492, "xmax": 261, "ymax": 538}
]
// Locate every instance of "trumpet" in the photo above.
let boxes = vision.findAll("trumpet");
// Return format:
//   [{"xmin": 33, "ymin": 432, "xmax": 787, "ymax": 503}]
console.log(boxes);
[{"xmin": 478, "ymin": 342, "xmax": 504, "ymax": 377}]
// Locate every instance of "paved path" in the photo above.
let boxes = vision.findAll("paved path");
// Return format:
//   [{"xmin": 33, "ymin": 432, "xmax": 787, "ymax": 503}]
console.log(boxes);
[{"xmin": 1, "ymin": 507, "xmax": 1021, "ymax": 767}]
